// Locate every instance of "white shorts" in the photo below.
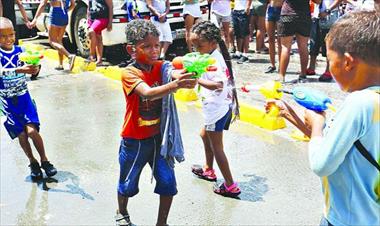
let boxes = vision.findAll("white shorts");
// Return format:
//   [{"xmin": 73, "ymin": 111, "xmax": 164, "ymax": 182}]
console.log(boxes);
[
  {"xmin": 211, "ymin": 12, "xmax": 232, "ymax": 28},
  {"xmin": 151, "ymin": 19, "xmax": 173, "ymax": 43},
  {"xmin": 183, "ymin": 3, "xmax": 202, "ymax": 18}
]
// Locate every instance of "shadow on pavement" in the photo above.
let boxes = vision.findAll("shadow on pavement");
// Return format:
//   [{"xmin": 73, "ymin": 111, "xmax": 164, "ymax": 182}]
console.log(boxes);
[
  {"xmin": 25, "ymin": 171, "xmax": 94, "ymax": 200},
  {"xmin": 237, "ymin": 174, "xmax": 269, "ymax": 202}
]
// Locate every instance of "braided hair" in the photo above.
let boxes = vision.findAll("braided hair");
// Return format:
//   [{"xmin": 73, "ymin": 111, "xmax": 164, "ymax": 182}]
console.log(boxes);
[{"xmin": 191, "ymin": 21, "xmax": 240, "ymax": 121}]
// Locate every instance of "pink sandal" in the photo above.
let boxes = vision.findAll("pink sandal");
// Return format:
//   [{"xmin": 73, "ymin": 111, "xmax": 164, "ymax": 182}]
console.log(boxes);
[
  {"xmin": 191, "ymin": 164, "xmax": 217, "ymax": 182},
  {"xmin": 213, "ymin": 181, "xmax": 241, "ymax": 198}
]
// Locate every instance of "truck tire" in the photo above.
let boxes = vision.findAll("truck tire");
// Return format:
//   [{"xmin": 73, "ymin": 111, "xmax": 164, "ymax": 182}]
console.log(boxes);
[{"xmin": 72, "ymin": 6, "xmax": 90, "ymax": 57}]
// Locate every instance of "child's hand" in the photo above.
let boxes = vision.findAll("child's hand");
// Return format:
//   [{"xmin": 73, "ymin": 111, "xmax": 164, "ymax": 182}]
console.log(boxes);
[
  {"xmin": 173, "ymin": 71, "xmax": 197, "ymax": 90},
  {"xmin": 265, "ymin": 99, "xmax": 291, "ymax": 118},
  {"xmin": 107, "ymin": 22, "xmax": 113, "ymax": 31},
  {"xmin": 304, "ymin": 109, "xmax": 326, "ymax": 129},
  {"xmin": 17, "ymin": 65, "xmax": 40, "ymax": 75},
  {"xmin": 176, "ymin": 78, "xmax": 197, "ymax": 89},
  {"xmin": 29, "ymin": 19, "xmax": 37, "ymax": 28},
  {"xmin": 158, "ymin": 14, "xmax": 167, "ymax": 23}
]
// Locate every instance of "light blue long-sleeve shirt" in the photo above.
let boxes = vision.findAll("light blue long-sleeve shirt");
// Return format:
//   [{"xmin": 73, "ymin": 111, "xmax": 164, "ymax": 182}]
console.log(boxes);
[{"xmin": 308, "ymin": 86, "xmax": 380, "ymax": 226}]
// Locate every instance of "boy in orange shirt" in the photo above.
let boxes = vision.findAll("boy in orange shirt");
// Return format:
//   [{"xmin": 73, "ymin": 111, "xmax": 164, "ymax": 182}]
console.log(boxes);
[{"xmin": 115, "ymin": 19, "xmax": 197, "ymax": 226}]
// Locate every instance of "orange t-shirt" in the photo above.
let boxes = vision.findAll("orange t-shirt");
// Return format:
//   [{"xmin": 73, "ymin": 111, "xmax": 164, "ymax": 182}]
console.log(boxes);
[{"xmin": 120, "ymin": 61, "xmax": 163, "ymax": 139}]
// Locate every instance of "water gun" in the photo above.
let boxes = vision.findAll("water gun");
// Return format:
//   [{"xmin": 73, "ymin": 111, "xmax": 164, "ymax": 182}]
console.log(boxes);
[
  {"xmin": 19, "ymin": 50, "xmax": 44, "ymax": 65},
  {"xmin": 241, "ymin": 81, "xmax": 336, "ymax": 116},
  {"xmin": 171, "ymin": 52, "xmax": 217, "ymax": 79}
]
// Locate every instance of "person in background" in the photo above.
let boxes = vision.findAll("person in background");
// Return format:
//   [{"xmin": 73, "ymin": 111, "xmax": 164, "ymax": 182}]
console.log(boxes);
[
  {"xmin": 183, "ymin": 0, "xmax": 202, "ymax": 52},
  {"xmin": 126, "ymin": 0, "xmax": 141, "ymax": 21},
  {"xmin": 250, "ymin": 0, "xmax": 268, "ymax": 53},
  {"xmin": 146, "ymin": 0, "xmax": 172, "ymax": 60},
  {"xmin": 231, "ymin": 0, "xmax": 252, "ymax": 64},
  {"xmin": 0, "ymin": 0, "xmax": 32, "ymax": 44},
  {"xmin": 277, "ymin": 0, "xmax": 321, "ymax": 82},
  {"xmin": 209, "ymin": 0, "xmax": 232, "ymax": 51},
  {"xmin": 87, "ymin": 0, "xmax": 113, "ymax": 66},
  {"xmin": 264, "ymin": 0, "xmax": 283, "ymax": 74},
  {"xmin": 31, "ymin": 0, "xmax": 76, "ymax": 71},
  {"xmin": 306, "ymin": 0, "xmax": 341, "ymax": 82}
]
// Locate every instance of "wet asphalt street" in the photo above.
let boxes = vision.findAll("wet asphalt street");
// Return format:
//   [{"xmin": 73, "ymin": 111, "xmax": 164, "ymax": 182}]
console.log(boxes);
[{"xmin": 0, "ymin": 56, "xmax": 325, "ymax": 225}]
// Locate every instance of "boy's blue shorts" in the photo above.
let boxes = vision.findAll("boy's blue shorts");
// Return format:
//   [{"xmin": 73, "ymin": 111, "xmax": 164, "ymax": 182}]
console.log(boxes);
[
  {"xmin": 2, "ymin": 92, "xmax": 40, "ymax": 139},
  {"xmin": 118, "ymin": 134, "xmax": 177, "ymax": 197}
]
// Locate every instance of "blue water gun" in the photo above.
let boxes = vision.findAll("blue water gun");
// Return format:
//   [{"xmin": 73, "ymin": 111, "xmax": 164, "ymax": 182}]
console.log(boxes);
[
  {"xmin": 242, "ymin": 81, "xmax": 336, "ymax": 113},
  {"xmin": 281, "ymin": 87, "xmax": 336, "ymax": 112}
]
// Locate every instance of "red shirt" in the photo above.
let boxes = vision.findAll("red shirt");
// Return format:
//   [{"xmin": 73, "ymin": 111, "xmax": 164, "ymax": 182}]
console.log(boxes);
[{"xmin": 120, "ymin": 61, "xmax": 163, "ymax": 139}]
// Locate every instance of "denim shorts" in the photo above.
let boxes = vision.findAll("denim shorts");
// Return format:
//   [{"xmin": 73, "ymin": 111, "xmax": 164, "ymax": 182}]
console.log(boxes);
[
  {"xmin": 232, "ymin": 10, "xmax": 250, "ymax": 38},
  {"xmin": 205, "ymin": 108, "xmax": 232, "ymax": 132},
  {"xmin": 118, "ymin": 134, "xmax": 177, "ymax": 197},
  {"xmin": 309, "ymin": 19, "xmax": 329, "ymax": 57},
  {"xmin": 50, "ymin": 7, "xmax": 68, "ymax": 27},
  {"xmin": 266, "ymin": 6, "xmax": 281, "ymax": 22}
]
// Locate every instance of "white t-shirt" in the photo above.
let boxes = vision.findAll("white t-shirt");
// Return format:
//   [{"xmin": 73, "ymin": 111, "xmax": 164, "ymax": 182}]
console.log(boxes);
[
  {"xmin": 346, "ymin": 0, "xmax": 376, "ymax": 12},
  {"xmin": 312, "ymin": 0, "xmax": 336, "ymax": 18},
  {"xmin": 152, "ymin": 0, "xmax": 167, "ymax": 14},
  {"xmin": 234, "ymin": 0, "xmax": 249, "ymax": 11},
  {"xmin": 200, "ymin": 49, "xmax": 232, "ymax": 125},
  {"xmin": 211, "ymin": 0, "xmax": 231, "ymax": 16}
]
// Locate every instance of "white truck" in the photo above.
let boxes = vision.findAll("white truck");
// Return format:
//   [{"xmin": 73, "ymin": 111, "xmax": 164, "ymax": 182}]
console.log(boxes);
[{"xmin": 19, "ymin": 0, "xmax": 209, "ymax": 57}]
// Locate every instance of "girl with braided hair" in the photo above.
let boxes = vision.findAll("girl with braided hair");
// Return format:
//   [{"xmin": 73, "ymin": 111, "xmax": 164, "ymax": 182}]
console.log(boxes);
[{"xmin": 190, "ymin": 21, "xmax": 241, "ymax": 198}]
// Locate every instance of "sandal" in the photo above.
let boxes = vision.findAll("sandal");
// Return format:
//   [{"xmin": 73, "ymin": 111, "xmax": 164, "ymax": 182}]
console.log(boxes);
[
  {"xmin": 213, "ymin": 181, "xmax": 241, "ymax": 198},
  {"xmin": 115, "ymin": 211, "xmax": 132, "ymax": 226},
  {"xmin": 306, "ymin": 69, "xmax": 316, "ymax": 75},
  {"xmin": 68, "ymin": 54, "xmax": 76, "ymax": 71},
  {"xmin": 191, "ymin": 164, "xmax": 217, "ymax": 182},
  {"xmin": 54, "ymin": 65, "xmax": 64, "ymax": 71}
]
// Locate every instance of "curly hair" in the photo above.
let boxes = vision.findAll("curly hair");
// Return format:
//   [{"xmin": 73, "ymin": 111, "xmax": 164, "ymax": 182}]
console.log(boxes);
[
  {"xmin": 191, "ymin": 21, "xmax": 222, "ymax": 43},
  {"xmin": 125, "ymin": 19, "xmax": 160, "ymax": 45}
]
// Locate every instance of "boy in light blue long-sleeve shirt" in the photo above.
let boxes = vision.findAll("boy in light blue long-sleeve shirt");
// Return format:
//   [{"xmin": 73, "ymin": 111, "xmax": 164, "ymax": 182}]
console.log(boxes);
[{"xmin": 267, "ymin": 10, "xmax": 380, "ymax": 226}]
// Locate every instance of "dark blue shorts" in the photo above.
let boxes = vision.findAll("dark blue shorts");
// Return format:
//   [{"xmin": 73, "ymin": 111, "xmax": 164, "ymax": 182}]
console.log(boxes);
[
  {"xmin": 118, "ymin": 135, "xmax": 177, "ymax": 197},
  {"xmin": 309, "ymin": 19, "xmax": 329, "ymax": 57},
  {"xmin": 50, "ymin": 7, "xmax": 68, "ymax": 27},
  {"xmin": 232, "ymin": 10, "xmax": 250, "ymax": 39},
  {"xmin": 205, "ymin": 108, "xmax": 232, "ymax": 132},
  {"xmin": 2, "ymin": 92, "xmax": 40, "ymax": 139},
  {"xmin": 266, "ymin": 6, "xmax": 281, "ymax": 22}
]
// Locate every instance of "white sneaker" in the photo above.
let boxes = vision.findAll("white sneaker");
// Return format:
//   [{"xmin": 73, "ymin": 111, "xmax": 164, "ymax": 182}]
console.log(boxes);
[{"xmin": 115, "ymin": 211, "xmax": 131, "ymax": 226}]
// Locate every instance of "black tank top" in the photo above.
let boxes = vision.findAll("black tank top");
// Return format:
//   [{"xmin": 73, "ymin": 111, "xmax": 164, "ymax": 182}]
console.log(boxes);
[{"xmin": 89, "ymin": 0, "xmax": 109, "ymax": 19}]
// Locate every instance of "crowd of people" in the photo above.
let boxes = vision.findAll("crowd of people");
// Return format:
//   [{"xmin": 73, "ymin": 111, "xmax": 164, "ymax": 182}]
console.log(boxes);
[{"xmin": 0, "ymin": 1, "xmax": 379, "ymax": 226}]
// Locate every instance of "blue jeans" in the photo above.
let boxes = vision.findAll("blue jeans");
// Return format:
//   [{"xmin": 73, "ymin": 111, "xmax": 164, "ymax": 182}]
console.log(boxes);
[{"xmin": 118, "ymin": 135, "xmax": 177, "ymax": 197}]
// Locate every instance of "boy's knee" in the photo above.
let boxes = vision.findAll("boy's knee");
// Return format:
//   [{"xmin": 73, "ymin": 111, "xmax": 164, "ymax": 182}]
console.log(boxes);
[
  {"xmin": 25, "ymin": 125, "xmax": 38, "ymax": 137},
  {"xmin": 118, "ymin": 181, "xmax": 139, "ymax": 197}
]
